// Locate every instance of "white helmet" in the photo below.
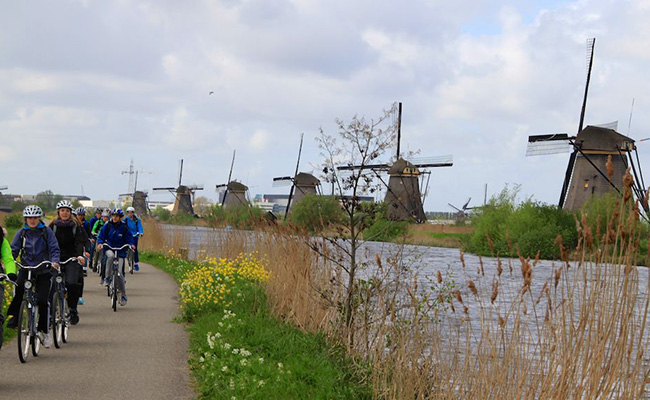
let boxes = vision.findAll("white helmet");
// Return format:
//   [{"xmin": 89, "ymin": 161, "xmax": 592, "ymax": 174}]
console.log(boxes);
[
  {"xmin": 101, "ymin": 210, "xmax": 111, "ymax": 217},
  {"xmin": 23, "ymin": 205, "xmax": 44, "ymax": 218},
  {"xmin": 126, "ymin": 206, "xmax": 135, "ymax": 212},
  {"xmin": 56, "ymin": 200, "xmax": 74, "ymax": 210}
]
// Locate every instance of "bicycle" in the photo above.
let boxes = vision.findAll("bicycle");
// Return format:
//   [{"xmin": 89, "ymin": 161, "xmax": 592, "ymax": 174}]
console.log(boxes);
[
  {"xmin": 50, "ymin": 257, "xmax": 79, "ymax": 349},
  {"xmin": 128, "ymin": 232, "xmax": 142, "ymax": 274},
  {"xmin": 14, "ymin": 260, "xmax": 57, "ymax": 363},
  {"xmin": 102, "ymin": 244, "xmax": 131, "ymax": 312},
  {"xmin": 0, "ymin": 273, "xmax": 17, "ymax": 350}
]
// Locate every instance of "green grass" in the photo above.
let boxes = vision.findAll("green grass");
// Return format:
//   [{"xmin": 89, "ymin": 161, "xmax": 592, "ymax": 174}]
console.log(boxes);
[{"xmin": 140, "ymin": 252, "xmax": 373, "ymax": 400}]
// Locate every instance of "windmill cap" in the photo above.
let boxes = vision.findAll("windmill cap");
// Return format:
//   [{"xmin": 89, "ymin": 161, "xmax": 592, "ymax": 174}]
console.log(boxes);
[
  {"xmin": 577, "ymin": 125, "xmax": 635, "ymax": 151},
  {"xmin": 389, "ymin": 158, "xmax": 419, "ymax": 175}
]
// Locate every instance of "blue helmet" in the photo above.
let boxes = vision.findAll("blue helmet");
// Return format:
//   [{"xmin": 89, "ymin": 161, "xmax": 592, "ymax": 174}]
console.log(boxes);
[{"xmin": 111, "ymin": 208, "xmax": 125, "ymax": 217}]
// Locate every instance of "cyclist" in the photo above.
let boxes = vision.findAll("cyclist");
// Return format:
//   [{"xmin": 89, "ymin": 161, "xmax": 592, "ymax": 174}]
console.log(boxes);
[
  {"xmin": 49, "ymin": 200, "xmax": 85, "ymax": 325},
  {"xmin": 74, "ymin": 207, "xmax": 91, "ymax": 305},
  {"xmin": 124, "ymin": 206, "xmax": 144, "ymax": 271},
  {"xmin": 6, "ymin": 205, "xmax": 61, "ymax": 349},
  {"xmin": 91, "ymin": 210, "xmax": 110, "ymax": 277},
  {"xmin": 1, "ymin": 223, "xmax": 17, "ymax": 348},
  {"xmin": 97, "ymin": 208, "xmax": 134, "ymax": 306}
]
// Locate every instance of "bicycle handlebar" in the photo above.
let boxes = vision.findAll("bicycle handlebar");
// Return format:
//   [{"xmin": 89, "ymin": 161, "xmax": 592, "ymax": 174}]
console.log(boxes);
[
  {"xmin": 15, "ymin": 260, "xmax": 53, "ymax": 270},
  {"xmin": 101, "ymin": 244, "xmax": 132, "ymax": 251},
  {"xmin": 0, "ymin": 274, "xmax": 17, "ymax": 285}
]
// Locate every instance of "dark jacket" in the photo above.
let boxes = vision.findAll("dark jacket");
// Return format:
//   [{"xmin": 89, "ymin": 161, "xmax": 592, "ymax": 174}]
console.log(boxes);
[
  {"xmin": 49, "ymin": 220, "xmax": 85, "ymax": 261},
  {"xmin": 11, "ymin": 222, "xmax": 61, "ymax": 271},
  {"xmin": 97, "ymin": 220, "xmax": 134, "ymax": 257}
]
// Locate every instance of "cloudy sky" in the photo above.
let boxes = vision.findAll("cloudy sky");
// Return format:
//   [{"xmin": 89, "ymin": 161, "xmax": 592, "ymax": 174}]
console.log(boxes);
[{"xmin": 2, "ymin": 0, "xmax": 650, "ymax": 212}]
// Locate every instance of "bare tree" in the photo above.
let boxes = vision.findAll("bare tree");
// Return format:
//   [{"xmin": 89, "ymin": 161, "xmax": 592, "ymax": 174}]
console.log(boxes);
[{"xmin": 313, "ymin": 103, "xmax": 398, "ymax": 344}]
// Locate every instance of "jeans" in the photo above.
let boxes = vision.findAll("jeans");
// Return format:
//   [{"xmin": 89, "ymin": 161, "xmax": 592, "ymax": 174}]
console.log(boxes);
[
  {"xmin": 7, "ymin": 270, "xmax": 53, "ymax": 333},
  {"xmin": 105, "ymin": 250, "xmax": 126, "ymax": 296}
]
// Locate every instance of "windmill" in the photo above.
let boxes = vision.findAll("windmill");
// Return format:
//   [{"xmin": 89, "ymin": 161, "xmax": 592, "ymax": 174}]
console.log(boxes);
[
  {"xmin": 525, "ymin": 38, "xmax": 648, "ymax": 214},
  {"xmin": 120, "ymin": 160, "xmax": 152, "ymax": 217},
  {"xmin": 448, "ymin": 197, "xmax": 474, "ymax": 221},
  {"xmin": 216, "ymin": 150, "xmax": 250, "ymax": 208},
  {"xmin": 152, "ymin": 159, "xmax": 204, "ymax": 215},
  {"xmin": 272, "ymin": 133, "xmax": 322, "ymax": 219},
  {"xmin": 338, "ymin": 102, "xmax": 453, "ymax": 223}
]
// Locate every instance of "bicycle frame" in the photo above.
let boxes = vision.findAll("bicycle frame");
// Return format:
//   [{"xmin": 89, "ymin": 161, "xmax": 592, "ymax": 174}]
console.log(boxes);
[
  {"xmin": 102, "ymin": 244, "xmax": 130, "ymax": 311},
  {"xmin": 14, "ymin": 260, "xmax": 53, "ymax": 363},
  {"xmin": 51, "ymin": 257, "xmax": 78, "ymax": 348}
]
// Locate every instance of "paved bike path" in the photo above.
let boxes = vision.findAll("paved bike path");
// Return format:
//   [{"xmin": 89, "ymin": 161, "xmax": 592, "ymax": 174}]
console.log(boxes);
[{"xmin": 0, "ymin": 263, "xmax": 194, "ymax": 399}]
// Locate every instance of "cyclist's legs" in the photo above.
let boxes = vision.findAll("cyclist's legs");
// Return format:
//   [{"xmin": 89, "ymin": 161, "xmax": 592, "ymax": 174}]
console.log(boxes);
[
  {"xmin": 6, "ymin": 270, "xmax": 28, "ymax": 320},
  {"xmin": 133, "ymin": 236, "xmax": 140, "ymax": 264},
  {"xmin": 116, "ymin": 258, "xmax": 126, "ymax": 295},
  {"xmin": 105, "ymin": 249, "xmax": 116, "ymax": 281},
  {"xmin": 64, "ymin": 262, "xmax": 82, "ymax": 309},
  {"xmin": 35, "ymin": 273, "xmax": 53, "ymax": 333}
]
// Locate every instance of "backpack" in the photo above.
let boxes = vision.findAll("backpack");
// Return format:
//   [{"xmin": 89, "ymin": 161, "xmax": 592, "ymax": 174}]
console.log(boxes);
[
  {"xmin": 18, "ymin": 227, "xmax": 49, "ymax": 261},
  {"xmin": 52, "ymin": 223, "xmax": 77, "ymax": 237}
]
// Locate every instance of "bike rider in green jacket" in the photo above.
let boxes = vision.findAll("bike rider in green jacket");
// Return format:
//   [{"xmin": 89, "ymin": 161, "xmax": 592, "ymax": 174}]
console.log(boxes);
[{"xmin": 1, "ymin": 223, "xmax": 17, "ymax": 347}]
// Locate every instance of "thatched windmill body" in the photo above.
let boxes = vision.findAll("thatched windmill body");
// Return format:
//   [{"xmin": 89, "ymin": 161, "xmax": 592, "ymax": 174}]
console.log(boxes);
[
  {"xmin": 526, "ymin": 38, "xmax": 648, "ymax": 214},
  {"xmin": 338, "ymin": 103, "xmax": 453, "ymax": 223},
  {"xmin": 153, "ymin": 159, "xmax": 204, "ymax": 215},
  {"xmin": 216, "ymin": 150, "xmax": 251, "ymax": 208},
  {"xmin": 273, "ymin": 134, "xmax": 322, "ymax": 218}
]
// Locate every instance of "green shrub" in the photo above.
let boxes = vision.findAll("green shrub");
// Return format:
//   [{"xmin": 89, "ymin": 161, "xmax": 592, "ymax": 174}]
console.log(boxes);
[
  {"xmin": 362, "ymin": 218, "xmax": 410, "ymax": 242},
  {"xmin": 289, "ymin": 195, "xmax": 344, "ymax": 233},
  {"xmin": 3, "ymin": 213, "xmax": 22, "ymax": 229},
  {"xmin": 466, "ymin": 185, "xmax": 577, "ymax": 259},
  {"xmin": 152, "ymin": 206, "xmax": 171, "ymax": 222},
  {"xmin": 207, "ymin": 205, "xmax": 266, "ymax": 230}
]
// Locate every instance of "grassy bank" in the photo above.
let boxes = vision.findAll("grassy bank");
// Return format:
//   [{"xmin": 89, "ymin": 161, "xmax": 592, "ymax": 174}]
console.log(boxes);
[{"xmin": 140, "ymin": 251, "xmax": 372, "ymax": 399}]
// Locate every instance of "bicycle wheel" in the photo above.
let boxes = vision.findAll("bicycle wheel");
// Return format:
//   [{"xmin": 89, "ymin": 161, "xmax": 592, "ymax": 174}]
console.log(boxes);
[
  {"xmin": 31, "ymin": 307, "xmax": 40, "ymax": 357},
  {"xmin": 17, "ymin": 300, "xmax": 30, "ymax": 363},
  {"xmin": 52, "ymin": 293, "xmax": 62, "ymax": 349},
  {"xmin": 62, "ymin": 296, "xmax": 69, "ymax": 343},
  {"xmin": 111, "ymin": 280, "xmax": 117, "ymax": 312}
]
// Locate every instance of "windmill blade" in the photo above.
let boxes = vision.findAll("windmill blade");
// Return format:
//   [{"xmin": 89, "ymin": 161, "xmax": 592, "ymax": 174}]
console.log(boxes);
[
  {"xmin": 462, "ymin": 197, "xmax": 472, "ymax": 210},
  {"xmin": 273, "ymin": 177, "xmax": 293, "ymax": 187},
  {"xmin": 337, "ymin": 163, "xmax": 390, "ymax": 171},
  {"xmin": 593, "ymin": 121, "xmax": 618, "ymax": 130},
  {"xmin": 0, "ymin": 186, "xmax": 7, "ymax": 191},
  {"xmin": 152, "ymin": 187, "xmax": 176, "ymax": 191},
  {"xmin": 526, "ymin": 137, "xmax": 573, "ymax": 156},
  {"xmin": 215, "ymin": 184, "xmax": 227, "ymax": 190},
  {"xmin": 408, "ymin": 155, "xmax": 453, "ymax": 167},
  {"xmin": 448, "ymin": 203, "xmax": 462, "ymax": 212},
  {"xmin": 187, "ymin": 184, "xmax": 204, "ymax": 191}
]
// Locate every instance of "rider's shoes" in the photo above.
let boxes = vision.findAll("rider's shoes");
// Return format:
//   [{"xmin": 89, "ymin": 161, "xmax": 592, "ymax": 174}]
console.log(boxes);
[
  {"xmin": 6, "ymin": 317, "xmax": 17, "ymax": 330},
  {"xmin": 120, "ymin": 295, "xmax": 128, "ymax": 306},
  {"xmin": 78, "ymin": 298, "xmax": 85, "ymax": 305},
  {"xmin": 38, "ymin": 331, "xmax": 52, "ymax": 348},
  {"xmin": 103, "ymin": 278, "xmax": 111, "ymax": 287},
  {"xmin": 134, "ymin": 264, "xmax": 140, "ymax": 271},
  {"xmin": 70, "ymin": 309, "xmax": 80, "ymax": 325},
  {"xmin": 92, "ymin": 266, "xmax": 98, "ymax": 273}
]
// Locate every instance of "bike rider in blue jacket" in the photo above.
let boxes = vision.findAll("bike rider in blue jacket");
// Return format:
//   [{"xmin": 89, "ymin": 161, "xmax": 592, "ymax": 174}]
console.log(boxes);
[
  {"xmin": 97, "ymin": 208, "xmax": 135, "ymax": 306},
  {"xmin": 6, "ymin": 205, "xmax": 61, "ymax": 348},
  {"xmin": 124, "ymin": 206, "xmax": 144, "ymax": 272}
]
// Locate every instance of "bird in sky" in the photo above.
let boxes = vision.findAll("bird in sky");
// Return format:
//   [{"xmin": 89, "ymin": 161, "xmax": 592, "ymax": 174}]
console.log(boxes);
[{"xmin": 209, "ymin": 91, "xmax": 214, "ymax": 95}]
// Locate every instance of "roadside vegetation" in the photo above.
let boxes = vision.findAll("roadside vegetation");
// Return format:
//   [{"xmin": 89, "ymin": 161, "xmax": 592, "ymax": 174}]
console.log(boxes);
[
  {"xmin": 140, "ymin": 248, "xmax": 372, "ymax": 399},
  {"xmin": 139, "ymin": 164, "xmax": 650, "ymax": 398}
]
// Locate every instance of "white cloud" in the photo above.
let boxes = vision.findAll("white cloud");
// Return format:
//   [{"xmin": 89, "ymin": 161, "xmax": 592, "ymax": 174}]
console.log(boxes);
[{"xmin": 249, "ymin": 129, "xmax": 270, "ymax": 152}]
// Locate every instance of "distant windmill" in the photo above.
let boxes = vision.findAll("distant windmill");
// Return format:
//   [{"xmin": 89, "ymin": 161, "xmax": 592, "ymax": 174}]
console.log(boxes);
[
  {"xmin": 338, "ymin": 102, "xmax": 453, "ymax": 223},
  {"xmin": 216, "ymin": 150, "xmax": 250, "ymax": 208},
  {"xmin": 272, "ymin": 133, "xmax": 322, "ymax": 219},
  {"xmin": 153, "ymin": 159, "xmax": 204, "ymax": 215},
  {"xmin": 120, "ymin": 160, "xmax": 153, "ymax": 217},
  {"xmin": 448, "ymin": 197, "xmax": 474, "ymax": 221},
  {"xmin": 526, "ymin": 38, "xmax": 648, "ymax": 214}
]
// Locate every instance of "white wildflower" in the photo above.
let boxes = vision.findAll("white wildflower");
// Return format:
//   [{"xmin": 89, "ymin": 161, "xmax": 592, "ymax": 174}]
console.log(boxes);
[
  {"xmin": 222, "ymin": 366, "xmax": 228, "ymax": 372},
  {"xmin": 229, "ymin": 378, "xmax": 235, "ymax": 390},
  {"xmin": 240, "ymin": 359, "xmax": 248, "ymax": 366},
  {"xmin": 240, "ymin": 349, "xmax": 251, "ymax": 357},
  {"xmin": 258, "ymin": 357, "xmax": 264, "ymax": 363},
  {"xmin": 223, "ymin": 343, "xmax": 231, "ymax": 350},
  {"xmin": 258, "ymin": 380, "xmax": 265, "ymax": 387},
  {"xmin": 278, "ymin": 362, "xmax": 284, "ymax": 369},
  {"xmin": 232, "ymin": 348, "xmax": 240, "ymax": 355}
]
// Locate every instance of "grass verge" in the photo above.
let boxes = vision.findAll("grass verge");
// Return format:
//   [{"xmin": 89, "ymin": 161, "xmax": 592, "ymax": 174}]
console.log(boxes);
[{"xmin": 140, "ymin": 251, "xmax": 372, "ymax": 400}]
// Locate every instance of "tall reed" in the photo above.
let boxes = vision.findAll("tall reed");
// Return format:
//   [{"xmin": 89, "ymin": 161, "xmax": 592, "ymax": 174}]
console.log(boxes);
[{"xmin": 144, "ymin": 180, "xmax": 650, "ymax": 399}]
